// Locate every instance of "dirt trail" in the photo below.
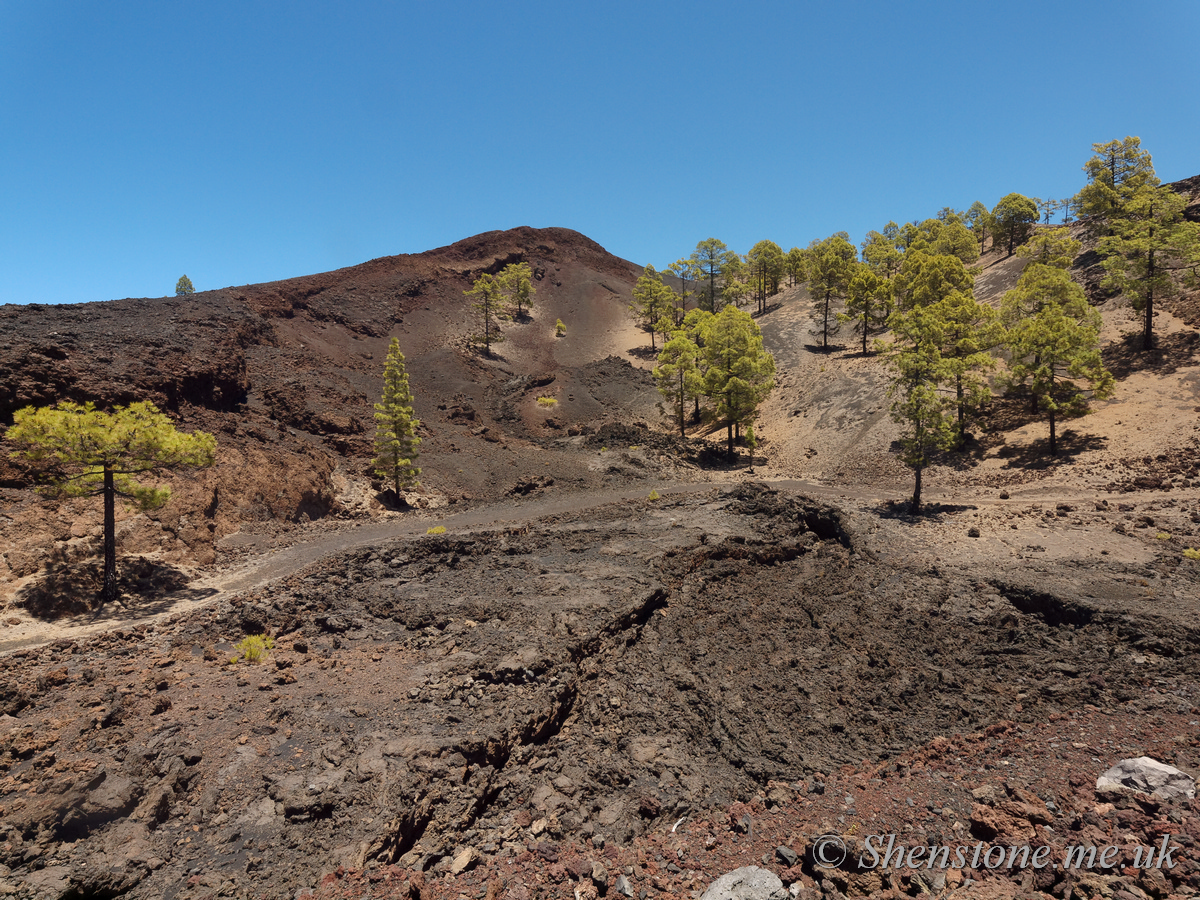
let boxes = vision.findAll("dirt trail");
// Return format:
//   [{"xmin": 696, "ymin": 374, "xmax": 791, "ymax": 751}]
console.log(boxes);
[{"xmin": 6, "ymin": 463, "xmax": 1193, "ymax": 657}]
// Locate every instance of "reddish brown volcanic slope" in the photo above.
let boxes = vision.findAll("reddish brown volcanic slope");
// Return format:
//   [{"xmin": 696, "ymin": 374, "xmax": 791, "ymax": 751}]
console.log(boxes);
[{"xmin": 0, "ymin": 227, "xmax": 657, "ymax": 607}]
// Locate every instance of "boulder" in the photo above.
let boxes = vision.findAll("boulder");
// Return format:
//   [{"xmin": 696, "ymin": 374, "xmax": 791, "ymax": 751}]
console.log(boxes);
[
  {"xmin": 700, "ymin": 866, "xmax": 787, "ymax": 900},
  {"xmin": 1096, "ymin": 757, "xmax": 1196, "ymax": 800}
]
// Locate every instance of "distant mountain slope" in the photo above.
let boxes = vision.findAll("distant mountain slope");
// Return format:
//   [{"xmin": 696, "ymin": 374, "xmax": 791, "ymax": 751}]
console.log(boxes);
[{"xmin": 0, "ymin": 227, "xmax": 653, "ymax": 600}]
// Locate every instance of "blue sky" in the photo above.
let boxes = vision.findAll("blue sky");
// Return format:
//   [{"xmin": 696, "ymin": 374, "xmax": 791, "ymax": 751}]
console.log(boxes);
[{"xmin": 2, "ymin": 1, "xmax": 1198, "ymax": 305}]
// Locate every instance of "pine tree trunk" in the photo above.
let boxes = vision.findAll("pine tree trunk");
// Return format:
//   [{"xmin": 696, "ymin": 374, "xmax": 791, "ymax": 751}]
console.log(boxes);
[
  {"xmin": 484, "ymin": 300, "xmax": 491, "ymax": 355},
  {"xmin": 1143, "ymin": 247, "xmax": 1155, "ymax": 351},
  {"xmin": 102, "ymin": 466, "xmax": 118, "ymax": 606},
  {"xmin": 727, "ymin": 421, "xmax": 734, "ymax": 461},
  {"xmin": 678, "ymin": 370, "xmax": 686, "ymax": 438},
  {"xmin": 822, "ymin": 294, "xmax": 830, "ymax": 350},
  {"xmin": 1049, "ymin": 407, "xmax": 1057, "ymax": 457},
  {"xmin": 911, "ymin": 466, "xmax": 922, "ymax": 515},
  {"xmin": 956, "ymin": 375, "xmax": 965, "ymax": 447}
]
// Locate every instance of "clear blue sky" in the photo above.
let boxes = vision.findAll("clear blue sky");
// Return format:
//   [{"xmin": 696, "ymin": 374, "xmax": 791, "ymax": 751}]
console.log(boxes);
[{"xmin": 3, "ymin": 1, "xmax": 1198, "ymax": 305}]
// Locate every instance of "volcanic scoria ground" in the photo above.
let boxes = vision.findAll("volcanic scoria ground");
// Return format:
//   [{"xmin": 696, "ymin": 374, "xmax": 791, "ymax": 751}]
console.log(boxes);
[{"xmin": 4, "ymin": 483, "xmax": 1200, "ymax": 899}]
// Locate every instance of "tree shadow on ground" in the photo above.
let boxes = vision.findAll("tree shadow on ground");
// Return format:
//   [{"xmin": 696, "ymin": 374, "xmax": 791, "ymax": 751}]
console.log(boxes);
[
  {"xmin": 975, "ymin": 395, "xmax": 1045, "ymax": 435},
  {"xmin": 14, "ymin": 552, "xmax": 215, "ymax": 621},
  {"xmin": 1102, "ymin": 330, "xmax": 1200, "ymax": 380},
  {"xmin": 626, "ymin": 345, "xmax": 660, "ymax": 361},
  {"xmin": 375, "ymin": 488, "xmax": 417, "ymax": 511},
  {"xmin": 466, "ymin": 342, "xmax": 509, "ymax": 363},
  {"xmin": 803, "ymin": 343, "xmax": 846, "ymax": 354},
  {"xmin": 994, "ymin": 430, "xmax": 1107, "ymax": 469},
  {"xmin": 750, "ymin": 301, "xmax": 784, "ymax": 319},
  {"xmin": 695, "ymin": 445, "xmax": 752, "ymax": 471},
  {"xmin": 869, "ymin": 498, "xmax": 980, "ymax": 522}
]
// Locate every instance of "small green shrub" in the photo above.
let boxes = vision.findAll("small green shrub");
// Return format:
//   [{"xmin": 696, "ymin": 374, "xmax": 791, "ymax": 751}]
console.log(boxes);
[
  {"xmin": 647, "ymin": 489, "xmax": 660, "ymax": 501},
  {"xmin": 231, "ymin": 634, "xmax": 275, "ymax": 665},
  {"xmin": 427, "ymin": 525, "xmax": 446, "ymax": 534},
  {"xmin": 1184, "ymin": 548, "xmax": 1200, "ymax": 560},
  {"xmin": 536, "ymin": 397, "xmax": 558, "ymax": 408},
  {"xmin": 1156, "ymin": 532, "xmax": 1172, "ymax": 540},
  {"xmin": 555, "ymin": 319, "xmax": 566, "ymax": 337}
]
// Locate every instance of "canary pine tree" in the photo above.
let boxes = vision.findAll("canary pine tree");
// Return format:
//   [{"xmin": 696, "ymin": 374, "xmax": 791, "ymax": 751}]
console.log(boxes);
[
  {"xmin": 991, "ymin": 193, "xmax": 1039, "ymax": 256},
  {"xmin": 631, "ymin": 265, "xmax": 677, "ymax": 350},
  {"xmin": 700, "ymin": 305, "xmax": 776, "ymax": 459},
  {"xmin": 666, "ymin": 259, "xmax": 698, "ymax": 324},
  {"xmin": 653, "ymin": 330, "xmax": 703, "ymax": 437},
  {"xmin": 747, "ymin": 239, "xmax": 785, "ymax": 314},
  {"xmin": 965, "ymin": 202, "xmax": 992, "ymax": 256},
  {"xmin": 1000, "ymin": 268, "xmax": 1113, "ymax": 456},
  {"xmin": 1017, "ymin": 227, "xmax": 1082, "ymax": 270},
  {"xmin": 7, "ymin": 401, "xmax": 216, "ymax": 605},
  {"xmin": 881, "ymin": 307, "xmax": 956, "ymax": 513},
  {"xmin": 1100, "ymin": 184, "xmax": 1200, "ymax": 351},
  {"xmin": 372, "ymin": 338, "xmax": 421, "ymax": 501},
  {"xmin": 690, "ymin": 238, "xmax": 738, "ymax": 312},
  {"xmin": 465, "ymin": 272, "xmax": 509, "ymax": 355},
  {"xmin": 893, "ymin": 250, "xmax": 976, "ymax": 312},
  {"xmin": 498, "ymin": 261, "xmax": 537, "ymax": 319},
  {"xmin": 807, "ymin": 234, "xmax": 857, "ymax": 350},
  {"xmin": 841, "ymin": 264, "xmax": 893, "ymax": 355},
  {"xmin": 929, "ymin": 289, "xmax": 1003, "ymax": 447},
  {"xmin": 1079, "ymin": 136, "xmax": 1158, "ymax": 223}
]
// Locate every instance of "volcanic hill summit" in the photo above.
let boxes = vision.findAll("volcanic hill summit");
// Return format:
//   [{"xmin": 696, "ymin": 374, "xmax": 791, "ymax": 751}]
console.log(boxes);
[{"xmin": 0, "ymin": 227, "xmax": 656, "ymax": 604}]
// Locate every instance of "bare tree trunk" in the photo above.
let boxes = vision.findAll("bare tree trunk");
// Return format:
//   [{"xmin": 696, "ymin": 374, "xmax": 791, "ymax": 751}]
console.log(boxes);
[
  {"xmin": 911, "ymin": 466, "xmax": 922, "ymax": 515},
  {"xmin": 1049, "ymin": 407, "xmax": 1057, "ymax": 457}
]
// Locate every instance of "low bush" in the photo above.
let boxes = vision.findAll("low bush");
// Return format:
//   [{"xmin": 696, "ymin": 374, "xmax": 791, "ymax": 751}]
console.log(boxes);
[{"xmin": 231, "ymin": 634, "xmax": 275, "ymax": 664}]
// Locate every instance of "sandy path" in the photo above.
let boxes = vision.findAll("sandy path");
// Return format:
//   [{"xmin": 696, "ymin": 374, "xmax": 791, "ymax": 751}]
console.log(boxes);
[{"xmin": 7, "ymin": 464, "xmax": 1190, "ymax": 656}]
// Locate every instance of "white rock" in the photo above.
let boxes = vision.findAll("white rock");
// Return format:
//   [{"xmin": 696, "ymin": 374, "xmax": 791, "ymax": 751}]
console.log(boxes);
[
  {"xmin": 1096, "ymin": 756, "xmax": 1196, "ymax": 800},
  {"xmin": 700, "ymin": 866, "xmax": 787, "ymax": 900}
]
